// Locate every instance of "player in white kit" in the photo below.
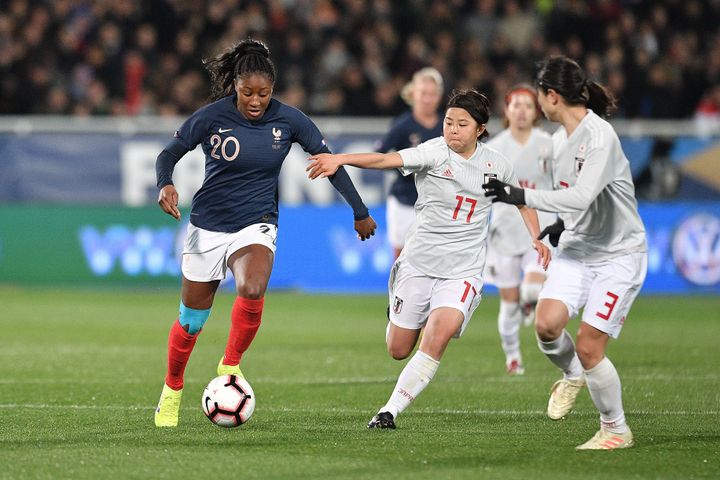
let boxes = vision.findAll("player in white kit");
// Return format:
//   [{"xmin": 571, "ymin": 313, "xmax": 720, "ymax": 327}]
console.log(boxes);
[
  {"xmin": 307, "ymin": 89, "xmax": 552, "ymax": 429},
  {"xmin": 485, "ymin": 84, "xmax": 555, "ymax": 375},
  {"xmin": 483, "ymin": 56, "xmax": 647, "ymax": 450}
]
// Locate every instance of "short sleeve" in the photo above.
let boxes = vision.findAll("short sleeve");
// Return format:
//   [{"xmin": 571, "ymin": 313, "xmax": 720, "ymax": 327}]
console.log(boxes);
[
  {"xmin": 290, "ymin": 108, "xmax": 330, "ymax": 154},
  {"xmin": 502, "ymin": 160, "xmax": 519, "ymax": 187},
  {"xmin": 398, "ymin": 139, "xmax": 447, "ymax": 175},
  {"xmin": 175, "ymin": 107, "xmax": 210, "ymax": 150}
]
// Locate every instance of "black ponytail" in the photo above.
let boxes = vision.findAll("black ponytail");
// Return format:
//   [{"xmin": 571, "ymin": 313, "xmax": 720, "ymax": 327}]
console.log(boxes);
[
  {"xmin": 536, "ymin": 56, "xmax": 616, "ymax": 118},
  {"xmin": 204, "ymin": 39, "xmax": 277, "ymax": 102},
  {"xmin": 446, "ymin": 88, "xmax": 491, "ymax": 140}
]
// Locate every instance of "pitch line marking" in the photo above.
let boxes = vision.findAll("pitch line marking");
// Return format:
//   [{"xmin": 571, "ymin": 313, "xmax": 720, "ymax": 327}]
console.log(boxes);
[
  {"xmin": 1, "ymin": 373, "xmax": 718, "ymax": 385},
  {"xmin": 0, "ymin": 404, "xmax": 717, "ymax": 416}
]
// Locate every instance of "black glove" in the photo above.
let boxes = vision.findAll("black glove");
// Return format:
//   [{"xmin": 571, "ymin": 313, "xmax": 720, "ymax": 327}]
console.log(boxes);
[
  {"xmin": 538, "ymin": 219, "xmax": 565, "ymax": 247},
  {"xmin": 482, "ymin": 179, "xmax": 526, "ymax": 205}
]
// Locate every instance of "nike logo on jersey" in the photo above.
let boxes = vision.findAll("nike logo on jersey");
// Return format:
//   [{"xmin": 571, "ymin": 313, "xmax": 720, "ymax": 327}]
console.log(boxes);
[{"xmin": 218, "ymin": 128, "xmax": 233, "ymax": 133}]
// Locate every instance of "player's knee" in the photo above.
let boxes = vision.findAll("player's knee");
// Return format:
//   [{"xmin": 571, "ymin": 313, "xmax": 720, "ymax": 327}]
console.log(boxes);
[
  {"xmin": 534, "ymin": 315, "xmax": 562, "ymax": 341},
  {"xmin": 575, "ymin": 344, "xmax": 603, "ymax": 369},
  {"xmin": 575, "ymin": 333, "xmax": 605, "ymax": 368},
  {"xmin": 179, "ymin": 301, "xmax": 211, "ymax": 335},
  {"xmin": 235, "ymin": 283, "xmax": 266, "ymax": 299},
  {"xmin": 535, "ymin": 302, "xmax": 565, "ymax": 340},
  {"xmin": 387, "ymin": 343, "xmax": 412, "ymax": 360}
]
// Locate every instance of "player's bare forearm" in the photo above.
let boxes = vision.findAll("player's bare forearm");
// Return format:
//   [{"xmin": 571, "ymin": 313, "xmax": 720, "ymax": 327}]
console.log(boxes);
[
  {"xmin": 343, "ymin": 152, "xmax": 403, "ymax": 170},
  {"xmin": 518, "ymin": 205, "xmax": 551, "ymax": 269},
  {"xmin": 518, "ymin": 205, "xmax": 541, "ymax": 239},
  {"xmin": 307, "ymin": 152, "xmax": 402, "ymax": 179}
]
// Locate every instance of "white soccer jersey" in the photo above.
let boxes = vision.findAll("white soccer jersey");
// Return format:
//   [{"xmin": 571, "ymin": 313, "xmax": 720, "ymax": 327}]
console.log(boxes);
[
  {"xmin": 524, "ymin": 110, "xmax": 647, "ymax": 262},
  {"xmin": 397, "ymin": 137, "xmax": 517, "ymax": 279},
  {"xmin": 486, "ymin": 128, "xmax": 556, "ymax": 256}
]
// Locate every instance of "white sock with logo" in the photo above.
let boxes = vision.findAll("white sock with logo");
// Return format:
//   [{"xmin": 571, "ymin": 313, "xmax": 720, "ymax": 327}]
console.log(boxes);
[
  {"xmin": 379, "ymin": 350, "xmax": 440, "ymax": 418},
  {"xmin": 585, "ymin": 356, "xmax": 628, "ymax": 434},
  {"xmin": 537, "ymin": 330, "xmax": 584, "ymax": 381},
  {"xmin": 498, "ymin": 300, "xmax": 522, "ymax": 363}
]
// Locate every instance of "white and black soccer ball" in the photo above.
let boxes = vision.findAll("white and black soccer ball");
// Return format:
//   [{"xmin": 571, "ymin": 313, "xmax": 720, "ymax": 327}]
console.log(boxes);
[{"xmin": 201, "ymin": 375, "xmax": 255, "ymax": 428}]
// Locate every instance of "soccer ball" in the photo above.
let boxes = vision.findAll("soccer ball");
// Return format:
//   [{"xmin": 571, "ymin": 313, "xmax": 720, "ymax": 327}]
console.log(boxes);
[{"xmin": 201, "ymin": 375, "xmax": 256, "ymax": 428}]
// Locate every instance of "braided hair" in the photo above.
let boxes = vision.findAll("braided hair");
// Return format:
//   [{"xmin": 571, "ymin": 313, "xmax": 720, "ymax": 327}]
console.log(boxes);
[{"xmin": 204, "ymin": 39, "xmax": 277, "ymax": 102}]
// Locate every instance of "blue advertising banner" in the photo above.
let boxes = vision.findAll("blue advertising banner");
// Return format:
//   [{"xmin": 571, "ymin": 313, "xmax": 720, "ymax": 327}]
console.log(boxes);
[
  {"xmin": 2, "ymin": 203, "xmax": 717, "ymax": 295},
  {"xmin": 270, "ymin": 202, "xmax": 720, "ymax": 295}
]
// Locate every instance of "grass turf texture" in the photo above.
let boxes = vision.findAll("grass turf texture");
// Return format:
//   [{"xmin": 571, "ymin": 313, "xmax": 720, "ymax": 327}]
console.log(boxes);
[{"xmin": 1, "ymin": 287, "xmax": 718, "ymax": 479}]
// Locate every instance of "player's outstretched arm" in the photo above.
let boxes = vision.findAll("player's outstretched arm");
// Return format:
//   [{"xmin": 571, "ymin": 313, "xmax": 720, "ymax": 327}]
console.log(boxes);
[
  {"xmin": 158, "ymin": 184, "xmax": 181, "ymax": 220},
  {"xmin": 306, "ymin": 152, "xmax": 403, "ymax": 179},
  {"xmin": 517, "ymin": 205, "xmax": 551, "ymax": 269}
]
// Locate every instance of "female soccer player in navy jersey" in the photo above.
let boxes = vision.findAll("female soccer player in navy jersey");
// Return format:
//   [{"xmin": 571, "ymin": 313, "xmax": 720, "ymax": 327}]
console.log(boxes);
[
  {"xmin": 307, "ymin": 89, "xmax": 551, "ymax": 430},
  {"xmin": 153, "ymin": 39, "xmax": 377, "ymax": 427},
  {"xmin": 377, "ymin": 67, "xmax": 444, "ymax": 259},
  {"xmin": 485, "ymin": 56, "xmax": 647, "ymax": 449}
]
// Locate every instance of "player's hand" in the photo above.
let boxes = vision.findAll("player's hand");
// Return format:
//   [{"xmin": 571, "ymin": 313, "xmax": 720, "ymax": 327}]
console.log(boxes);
[
  {"xmin": 538, "ymin": 219, "xmax": 565, "ymax": 247},
  {"xmin": 482, "ymin": 179, "xmax": 526, "ymax": 205},
  {"xmin": 306, "ymin": 153, "xmax": 343, "ymax": 179},
  {"xmin": 532, "ymin": 238, "xmax": 552, "ymax": 270},
  {"xmin": 158, "ymin": 184, "xmax": 181, "ymax": 220},
  {"xmin": 354, "ymin": 215, "xmax": 377, "ymax": 241}
]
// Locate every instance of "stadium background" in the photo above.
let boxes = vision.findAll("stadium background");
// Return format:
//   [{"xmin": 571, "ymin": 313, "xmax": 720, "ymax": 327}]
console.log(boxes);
[{"xmin": 1, "ymin": 0, "xmax": 720, "ymax": 293}]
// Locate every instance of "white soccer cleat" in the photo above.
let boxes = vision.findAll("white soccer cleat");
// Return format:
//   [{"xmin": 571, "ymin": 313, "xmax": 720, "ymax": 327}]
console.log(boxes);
[
  {"xmin": 547, "ymin": 377, "xmax": 585, "ymax": 420},
  {"xmin": 576, "ymin": 428, "xmax": 634, "ymax": 450}
]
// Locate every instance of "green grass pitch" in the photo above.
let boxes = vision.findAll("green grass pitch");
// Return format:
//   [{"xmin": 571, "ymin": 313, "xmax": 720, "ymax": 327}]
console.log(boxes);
[{"xmin": 1, "ymin": 286, "xmax": 718, "ymax": 479}]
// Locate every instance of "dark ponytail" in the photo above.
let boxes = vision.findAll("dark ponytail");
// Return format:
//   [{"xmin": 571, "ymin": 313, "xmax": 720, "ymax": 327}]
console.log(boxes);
[
  {"xmin": 536, "ymin": 56, "xmax": 616, "ymax": 118},
  {"xmin": 204, "ymin": 39, "xmax": 277, "ymax": 102},
  {"xmin": 446, "ymin": 88, "xmax": 491, "ymax": 140}
]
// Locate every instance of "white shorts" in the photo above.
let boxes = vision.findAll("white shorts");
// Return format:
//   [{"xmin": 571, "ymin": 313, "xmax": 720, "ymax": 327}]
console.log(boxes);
[
  {"xmin": 181, "ymin": 223, "xmax": 278, "ymax": 282},
  {"xmin": 484, "ymin": 245, "xmax": 545, "ymax": 289},
  {"xmin": 386, "ymin": 196, "xmax": 416, "ymax": 249},
  {"xmin": 539, "ymin": 252, "xmax": 647, "ymax": 338},
  {"xmin": 387, "ymin": 260, "xmax": 483, "ymax": 338}
]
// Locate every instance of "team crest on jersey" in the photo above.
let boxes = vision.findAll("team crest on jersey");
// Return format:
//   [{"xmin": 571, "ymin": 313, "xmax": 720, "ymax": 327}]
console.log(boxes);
[
  {"xmin": 392, "ymin": 295, "xmax": 404, "ymax": 314},
  {"xmin": 483, "ymin": 173, "xmax": 497, "ymax": 186},
  {"xmin": 272, "ymin": 127, "xmax": 282, "ymax": 149},
  {"xmin": 574, "ymin": 156, "xmax": 585, "ymax": 175}
]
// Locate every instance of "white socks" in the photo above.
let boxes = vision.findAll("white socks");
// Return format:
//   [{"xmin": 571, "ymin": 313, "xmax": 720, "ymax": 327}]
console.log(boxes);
[
  {"xmin": 520, "ymin": 281, "xmax": 542, "ymax": 306},
  {"xmin": 585, "ymin": 356, "xmax": 628, "ymax": 433},
  {"xmin": 498, "ymin": 300, "xmax": 522, "ymax": 363},
  {"xmin": 380, "ymin": 350, "xmax": 440, "ymax": 418},
  {"xmin": 537, "ymin": 330, "xmax": 583, "ymax": 381}
]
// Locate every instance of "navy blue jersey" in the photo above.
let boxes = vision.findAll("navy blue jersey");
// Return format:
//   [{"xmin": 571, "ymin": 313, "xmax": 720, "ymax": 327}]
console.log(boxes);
[
  {"xmin": 377, "ymin": 111, "xmax": 443, "ymax": 205},
  {"xmin": 172, "ymin": 96, "xmax": 332, "ymax": 232}
]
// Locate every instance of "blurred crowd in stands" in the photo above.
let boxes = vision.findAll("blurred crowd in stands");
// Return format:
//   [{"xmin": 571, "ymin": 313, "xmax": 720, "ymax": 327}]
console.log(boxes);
[{"xmin": 2, "ymin": 0, "xmax": 720, "ymax": 121}]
